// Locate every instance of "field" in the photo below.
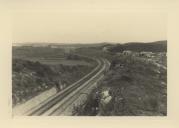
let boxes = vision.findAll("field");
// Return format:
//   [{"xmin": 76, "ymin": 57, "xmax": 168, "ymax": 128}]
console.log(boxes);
[{"xmin": 18, "ymin": 57, "xmax": 92, "ymax": 66}]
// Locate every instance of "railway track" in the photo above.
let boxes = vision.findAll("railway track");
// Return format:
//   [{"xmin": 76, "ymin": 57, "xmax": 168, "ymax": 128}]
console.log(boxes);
[{"xmin": 24, "ymin": 58, "xmax": 109, "ymax": 116}]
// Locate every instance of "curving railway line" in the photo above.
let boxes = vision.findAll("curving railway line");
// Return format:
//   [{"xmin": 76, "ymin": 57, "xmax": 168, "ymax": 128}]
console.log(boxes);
[{"xmin": 24, "ymin": 58, "xmax": 110, "ymax": 116}]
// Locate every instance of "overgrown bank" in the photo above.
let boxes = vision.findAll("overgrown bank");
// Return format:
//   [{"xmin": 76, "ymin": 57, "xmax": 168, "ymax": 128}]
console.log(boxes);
[{"xmin": 74, "ymin": 53, "xmax": 167, "ymax": 116}]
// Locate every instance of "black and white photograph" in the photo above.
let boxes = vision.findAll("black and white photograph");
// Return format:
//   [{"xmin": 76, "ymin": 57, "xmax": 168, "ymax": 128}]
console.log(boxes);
[
  {"xmin": 2, "ymin": 0, "xmax": 179, "ymax": 128},
  {"xmin": 12, "ymin": 11, "xmax": 167, "ymax": 116}
]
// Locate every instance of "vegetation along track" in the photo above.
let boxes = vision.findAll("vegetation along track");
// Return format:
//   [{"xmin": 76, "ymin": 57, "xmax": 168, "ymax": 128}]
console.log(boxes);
[{"xmin": 25, "ymin": 58, "xmax": 110, "ymax": 116}]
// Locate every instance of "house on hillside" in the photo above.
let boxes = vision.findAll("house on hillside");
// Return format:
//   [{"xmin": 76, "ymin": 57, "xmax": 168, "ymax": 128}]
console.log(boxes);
[
  {"xmin": 48, "ymin": 45, "xmax": 59, "ymax": 48},
  {"xmin": 102, "ymin": 47, "xmax": 109, "ymax": 52},
  {"xmin": 131, "ymin": 52, "xmax": 140, "ymax": 57},
  {"xmin": 139, "ymin": 52, "xmax": 154, "ymax": 58},
  {"xmin": 122, "ymin": 50, "xmax": 132, "ymax": 55}
]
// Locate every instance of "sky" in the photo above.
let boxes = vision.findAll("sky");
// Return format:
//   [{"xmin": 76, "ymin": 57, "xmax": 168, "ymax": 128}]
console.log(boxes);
[{"xmin": 11, "ymin": 1, "xmax": 167, "ymax": 44}]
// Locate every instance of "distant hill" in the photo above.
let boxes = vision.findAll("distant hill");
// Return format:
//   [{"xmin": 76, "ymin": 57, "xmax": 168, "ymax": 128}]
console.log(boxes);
[
  {"xmin": 107, "ymin": 40, "xmax": 167, "ymax": 53},
  {"xmin": 13, "ymin": 40, "xmax": 167, "ymax": 53},
  {"xmin": 13, "ymin": 42, "xmax": 110, "ymax": 48}
]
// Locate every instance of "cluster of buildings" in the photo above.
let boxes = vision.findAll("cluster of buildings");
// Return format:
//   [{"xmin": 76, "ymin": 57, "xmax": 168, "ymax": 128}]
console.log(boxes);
[{"xmin": 116, "ymin": 50, "xmax": 166, "ymax": 58}]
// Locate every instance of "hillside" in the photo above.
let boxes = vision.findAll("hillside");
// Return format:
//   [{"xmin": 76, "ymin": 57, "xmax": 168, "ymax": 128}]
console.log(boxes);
[
  {"xmin": 12, "ymin": 59, "xmax": 93, "ymax": 106},
  {"xmin": 74, "ymin": 52, "xmax": 167, "ymax": 116},
  {"xmin": 107, "ymin": 40, "xmax": 167, "ymax": 53}
]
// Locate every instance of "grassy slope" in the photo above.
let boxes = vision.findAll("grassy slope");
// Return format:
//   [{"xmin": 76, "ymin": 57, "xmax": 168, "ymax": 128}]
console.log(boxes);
[
  {"xmin": 76, "ymin": 53, "xmax": 167, "ymax": 116},
  {"xmin": 71, "ymin": 40, "xmax": 167, "ymax": 116},
  {"xmin": 103, "ymin": 55, "xmax": 166, "ymax": 116}
]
